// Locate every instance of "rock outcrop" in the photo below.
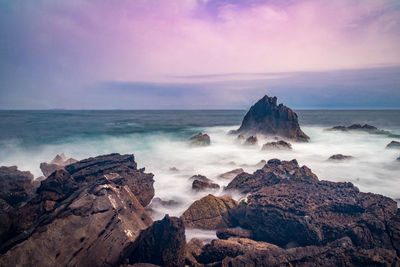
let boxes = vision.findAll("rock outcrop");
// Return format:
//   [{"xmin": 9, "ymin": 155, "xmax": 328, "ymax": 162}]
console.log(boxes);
[
  {"xmin": 192, "ymin": 180, "xmax": 220, "ymax": 191},
  {"xmin": 180, "ymin": 194, "xmax": 237, "ymax": 230},
  {"xmin": 387, "ymin": 140, "xmax": 400, "ymax": 149},
  {"xmin": 233, "ymin": 95, "xmax": 309, "ymax": 142},
  {"xmin": 329, "ymin": 124, "xmax": 400, "ymax": 138},
  {"xmin": 216, "ymin": 228, "xmax": 253, "ymax": 240},
  {"xmin": 189, "ymin": 133, "xmax": 210, "ymax": 146},
  {"xmin": 243, "ymin": 136, "xmax": 257, "ymax": 145},
  {"xmin": 225, "ymin": 159, "xmax": 318, "ymax": 194},
  {"xmin": 125, "ymin": 215, "xmax": 186, "ymax": 267},
  {"xmin": 328, "ymin": 154, "xmax": 354, "ymax": 161},
  {"xmin": 218, "ymin": 168, "xmax": 244, "ymax": 180},
  {"xmin": 40, "ymin": 153, "xmax": 78, "ymax": 177},
  {"xmin": 262, "ymin": 140, "xmax": 292, "ymax": 150},
  {"xmin": 184, "ymin": 238, "xmax": 204, "ymax": 267}
]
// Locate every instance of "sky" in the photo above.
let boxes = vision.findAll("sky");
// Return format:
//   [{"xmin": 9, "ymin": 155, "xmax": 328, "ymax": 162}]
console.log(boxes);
[{"xmin": 0, "ymin": 0, "xmax": 400, "ymax": 109}]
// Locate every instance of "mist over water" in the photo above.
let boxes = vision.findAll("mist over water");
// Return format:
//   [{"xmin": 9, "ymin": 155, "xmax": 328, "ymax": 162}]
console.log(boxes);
[{"xmin": 0, "ymin": 110, "xmax": 399, "ymax": 235}]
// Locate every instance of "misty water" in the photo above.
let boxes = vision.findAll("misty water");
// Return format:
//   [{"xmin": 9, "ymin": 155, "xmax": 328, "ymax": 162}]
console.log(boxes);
[{"xmin": 1, "ymin": 110, "xmax": 400, "ymax": 240}]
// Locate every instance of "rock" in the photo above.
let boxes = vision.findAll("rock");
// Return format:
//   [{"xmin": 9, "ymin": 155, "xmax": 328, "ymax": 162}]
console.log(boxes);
[
  {"xmin": 40, "ymin": 153, "xmax": 78, "ymax": 177},
  {"xmin": 244, "ymin": 136, "xmax": 257, "ymax": 145},
  {"xmin": 233, "ymin": 180, "xmax": 399, "ymax": 252},
  {"xmin": 216, "ymin": 228, "xmax": 253, "ymax": 240},
  {"xmin": 0, "ymin": 153, "xmax": 155, "ymax": 267},
  {"xmin": 329, "ymin": 124, "xmax": 400, "ymax": 138},
  {"xmin": 128, "ymin": 264, "xmax": 160, "ymax": 267},
  {"xmin": 262, "ymin": 140, "xmax": 292, "ymax": 150},
  {"xmin": 218, "ymin": 168, "xmax": 244, "ymax": 180},
  {"xmin": 192, "ymin": 180, "xmax": 220, "ymax": 191},
  {"xmin": 169, "ymin": 167, "xmax": 179, "ymax": 172},
  {"xmin": 189, "ymin": 175, "xmax": 212, "ymax": 183},
  {"xmin": 190, "ymin": 133, "xmax": 210, "ymax": 146},
  {"xmin": 0, "ymin": 166, "xmax": 36, "ymax": 207},
  {"xmin": 125, "ymin": 215, "xmax": 186, "ymax": 267},
  {"xmin": 65, "ymin": 153, "xmax": 154, "ymax": 206},
  {"xmin": 180, "ymin": 194, "xmax": 238, "ymax": 230},
  {"xmin": 328, "ymin": 154, "xmax": 354, "ymax": 161},
  {"xmin": 226, "ymin": 159, "xmax": 318, "ymax": 194},
  {"xmin": 233, "ymin": 95, "xmax": 309, "ymax": 142},
  {"xmin": 387, "ymin": 141, "xmax": 400, "ymax": 149},
  {"xmin": 184, "ymin": 238, "xmax": 204, "ymax": 267},
  {"xmin": 150, "ymin": 197, "xmax": 180, "ymax": 207},
  {"xmin": 237, "ymin": 134, "xmax": 245, "ymax": 141},
  {"xmin": 397, "ymin": 156, "xmax": 400, "ymax": 161}
]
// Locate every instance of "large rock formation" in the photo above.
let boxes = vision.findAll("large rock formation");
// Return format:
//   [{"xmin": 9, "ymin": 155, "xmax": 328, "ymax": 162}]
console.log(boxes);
[
  {"xmin": 0, "ymin": 153, "xmax": 155, "ymax": 267},
  {"xmin": 233, "ymin": 95, "xmax": 309, "ymax": 142},
  {"xmin": 180, "ymin": 194, "xmax": 237, "ymax": 230}
]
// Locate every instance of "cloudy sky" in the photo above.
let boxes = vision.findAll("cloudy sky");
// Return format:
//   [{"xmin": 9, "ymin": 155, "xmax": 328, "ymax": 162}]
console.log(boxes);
[{"xmin": 1, "ymin": 0, "xmax": 400, "ymax": 109}]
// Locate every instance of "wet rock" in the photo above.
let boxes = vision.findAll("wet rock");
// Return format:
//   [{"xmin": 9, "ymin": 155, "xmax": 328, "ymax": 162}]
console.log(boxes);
[
  {"xmin": 216, "ymin": 228, "xmax": 252, "ymax": 240},
  {"xmin": 40, "ymin": 153, "xmax": 78, "ymax": 177},
  {"xmin": 226, "ymin": 159, "xmax": 318, "ymax": 194},
  {"xmin": 189, "ymin": 175, "xmax": 212, "ymax": 183},
  {"xmin": 387, "ymin": 141, "xmax": 400, "ymax": 149},
  {"xmin": 192, "ymin": 180, "xmax": 220, "ymax": 191},
  {"xmin": 180, "ymin": 194, "xmax": 238, "ymax": 230},
  {"xmin": 328, "ymin": 154, "xmax": 354, "ymax": 161},
  {"xmin": 329, "ymin": 124, "xmax": 400, "ymax": 138},
  {"xmin": 190, "ymin": 133, "xmax": 211, "ymax": 146},
  {"xmin": 0, "ymin": 166, "xmax": 36, "ymax": 207},
  {"xmin": 233, "ymin": 95, "xmax": 309, "ymax": 142},
  {"xmin": 150, "ymin": 197, "xmax": 180, "ymax": 207},
  {"xmin": 262, "ymin": 140, "xmax": 292, "ymax": 150},
  {"xmin": 233, "ymin": 180, "xmax": 399, "ymax": 252},
  {"xmin": 185, "ymin": 238, "xmax": 204, "ymax": 267},
  {"xmin": 125, "ymin": 215, "xmax": 186, "ymax": 267},
  {"xmin": 244, "ymin": 136, "xmax": 257, "ymax": 145},
  {"xmin": 218, "ymin": 168, "xmax": 244, "ymax": 180}
]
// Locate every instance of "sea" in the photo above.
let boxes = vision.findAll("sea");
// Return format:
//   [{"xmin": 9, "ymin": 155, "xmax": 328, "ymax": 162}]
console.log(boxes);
[{"xmin": 1, "ymin": 110, "xmax": 400, "ymax": 240}]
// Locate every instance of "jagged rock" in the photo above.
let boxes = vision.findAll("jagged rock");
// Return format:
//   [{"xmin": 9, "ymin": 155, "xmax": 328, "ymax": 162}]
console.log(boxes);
[
  {"xmin": 218, "ymin": 168, "xmax": 244, "ymax": 180},
  {"xmin": 189, "ymin": 175, "xmax": 212, "ymax": 183},
  {"xmin": 233, "ymin": 180, "xmax": 399, "ymax": 253},
  {"xmin": 0, "ymin": 166, "xmax": 36, "ymax": 207},
  {"xmin": 329, "ymin": 124, "xmax": 400, "ymax": 138},
  {"xmin": 262, "ymin": 140, "xmax": 292, "ymax": 150},
  {"xmin": 40, "ymin": 153, "xmax": 78, "ymax": 177},
  {"xmin": 243, "ymin": 136, "xmax": 257, "ymax": 145},
  {"xmin": 190, "ymin": 133, "xmax": 210, "ymax": 146},
  {"xmin": 328, "ymin": 154, "xmax": 354, "ymax": 161},
  {"xmin": 192, "ymin": 180, "xmax": 220, "ymax": 191},
  {"xmin": 233, "ymin": 95, "xmax": 309, "ymax": 142},
  {"xmin": 225, "ymin": 159, "xmax": 318, "ymax": 194},
  {"xmin": 387, "ymin": 141, "xmax": 400, "ymax": 149},
  {"xmin": 125, "ymin": 215, "xmax": 186, "ymax": 267},
  {"xmin": 180, "ymin": 195, "xmax": 238, "ymax": 230},
  {"xmin": 216, "ymin": 228, "xmax": 252, "ymax": 240},
  {"xmin": 185, "ymin": 238, "xmax": 204, "ymax": 267}
]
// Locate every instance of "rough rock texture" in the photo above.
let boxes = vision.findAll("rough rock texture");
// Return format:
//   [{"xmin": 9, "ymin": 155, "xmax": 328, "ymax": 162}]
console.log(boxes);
[
  {"xmin": 190, "ymin": 133, "xmax": 211, "ymax": 146},
  {"xmin": 40, "ymin": 153, "xmax": 78, "ymax": 177},
  {"xmin": 150, "ymin": 197, "xmax": 179, "ymax": 207},
  {"xmin": 126, "ymin": 215, "xmax": 186, "ymax": 267},
  {"xmin": 216, "ymin": 228, "xmax": 253, "ymax": 240},
  {"xmin": 218, "ymin": 168, "xmax": 244, "ymax": 180},
  {"xmin": 185, "ymin": 238, "xmax": 204, "ymax": 267},
  {"xmin": 225, "ymin": 159, "xmax": 318, "ymax": 194},
  {"xmin": 0, "ymin": 166, "xmax": 36, "ymax": 207},
  {"xmin": 243, "ymin": 136, "xmax": 257, "ymax": 145},
  {"xmin": 189, "ymin": 175, "xmax": 212, "ymax": 183},
  {"xmin": 180, "ymin": 195, "xmax": 238, "ymax": 230},
  {"xmin": 233, "ymin": 95, "xmax": 309, "ymax": 142},
  {"xmin": 192, "ymin": 180, "xmax": 220, "ymax": 191},
  {"xmin": 387, "ymin": 140, "xmax": 400, "ymax": 149},
  {"xmin": 329, "ymin": 124, "xmax": 400, "ymax": 138},
  {"xmin": 233, "ymin": 180, "xmax": 399, "ymax": 253},
  {"xmin": 262, "ymin": 140, "xmax": 292, "ymax": 150},
  {"xmin": 328, "ymin": 154, "xmax": 354, "ymax": 161},
  {"xmin": 0, "ymin": 153, "xmax": 155, "ymax": 267}
]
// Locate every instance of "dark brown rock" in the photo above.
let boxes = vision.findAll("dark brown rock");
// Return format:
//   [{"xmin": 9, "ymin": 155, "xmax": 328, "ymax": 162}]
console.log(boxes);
[
  {"xmin": 40, "ymin": 153, "xmax": 78, "ymax": 177},
  {"xmin": 233, "ymin": 95, "xmax": 309, "ymax": 142},
  {"xmin": 126, "ymin": 215, "xmax": 186, "ymax": 267},
  {"xmin": 387, "ymin": 141, "xmax": 400, "ymax": 149},
  {"xmin": 190, "ymin": 133, "xmax": 211, "ymax": 146},
  {"xmin": 192, "ymin": 180, "xmax": 220, "ymax": 191},
  {"xmin": 216, "ymin": 228, "xmax": 252, "ymax": 240},
  {"xmin": 181, "ymin": 194, "xmax": 238, "ymax": 230},
  {"xmin": 328, "ymin": 154, "xmax": 354, "ymax": 161},
  {"xmin": 218, "ymin": 168, "xmax": 244, "ymax": 180},
  {"xmin": 225, "ymin": 159, "xmax": 318, "ymax": 194},
  {"xmin": 243, "ymin": 136, "xmax": 257, "ymax": 145},
  {"xmin": 185, "ymin": 238, "xmax": 204, "ymax": 267},
  {"xmin": 262, "ymin": 140, "xmax": 292, "ymax": 150}
]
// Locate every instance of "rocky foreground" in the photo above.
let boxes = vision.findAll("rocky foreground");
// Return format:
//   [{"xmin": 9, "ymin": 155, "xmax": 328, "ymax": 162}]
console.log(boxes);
[{"xmin": 0, "ymin": 153, "xmax": 399, "ymax": 266}]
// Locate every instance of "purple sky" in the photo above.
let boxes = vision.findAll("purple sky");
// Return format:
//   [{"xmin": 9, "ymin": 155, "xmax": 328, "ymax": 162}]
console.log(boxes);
[{"xmin": 1, "ymin": 0, "xmax": 400, "ymax": 109}]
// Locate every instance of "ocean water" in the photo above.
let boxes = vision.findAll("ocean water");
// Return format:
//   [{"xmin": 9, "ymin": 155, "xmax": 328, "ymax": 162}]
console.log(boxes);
[{"xmin": 1, "ymin": 110, "xmax": 400, "ymax": 234}]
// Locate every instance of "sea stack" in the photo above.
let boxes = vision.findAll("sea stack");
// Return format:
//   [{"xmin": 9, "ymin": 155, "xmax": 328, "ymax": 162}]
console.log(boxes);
[{"xmin": 233, "ymin": 95, "xmax": 309, "ymax": 142}]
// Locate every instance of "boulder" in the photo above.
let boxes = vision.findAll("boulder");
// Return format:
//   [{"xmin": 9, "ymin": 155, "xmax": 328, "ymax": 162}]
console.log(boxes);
[
  {"xmin": 262, "ymin": 140, "xmax": 292, "ymax": 150},
  {"xmin": 329, "ymin": 124, "xmax": 400, "ymax": 138},
  {"xmin": 189, "ymin": 133, "xmax": 210, "ymax": 146},
  {"xmin": 150, "ymin": 197, "xmax": 180, "ymax": 207},
  {"xmin": 192, "ymin": 180, "xmax": 220, "ymax": 191},
  {"xmin": 244, "ymin": 136, "xmax": 257, "ymax": 145},
  {"xmin": 387, "ymin": 141, "xmax": 400, "ymax": 149},
  {"xmin": 233, "ymin": 180, "xmax": 399, "ymax": 252},
  {"xmin": 184, "ymin": 238, "xmax": 204, "ymax": 267},
  {"xmin": 233, "ymin": 95, "xmax": 309, "ymax": 142},
  {"xmin": 328, "ymin": 154, "xmax": 354, "ymax": 161},
  {"xmin": 40, "ymin": 153, "xmax": 78, "ymax": 177},
  {"xmin": 216, "ymin": 228, "xmax": 253, "ymax": 240},
  {"xmin": 180, "ymin": 194, "xmax": 238, "ymax": 230},
  {"xmin": 189, "ymin": 175, "xmax": 212, "ymax": 183},
  {"xmin": 218, "ymin": 168, "xmax": 244, "ymax": 180},
  {"xmin": 225, "ymin": 159, "xmax": 318, "ymax": 194},
  {"xmin": 125, "ymin": 215, "xmax": 186, "ymax": 267}
]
